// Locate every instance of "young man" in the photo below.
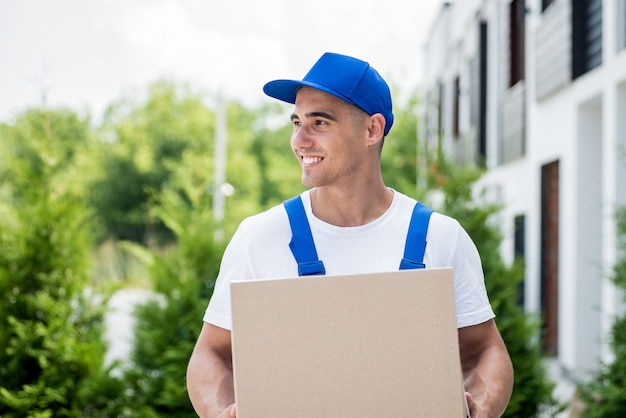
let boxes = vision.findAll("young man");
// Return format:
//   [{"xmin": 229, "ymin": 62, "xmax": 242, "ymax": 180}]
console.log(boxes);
[{"xmin": 187, "ymin": 52, "xmax": 513, "ymax": 418}]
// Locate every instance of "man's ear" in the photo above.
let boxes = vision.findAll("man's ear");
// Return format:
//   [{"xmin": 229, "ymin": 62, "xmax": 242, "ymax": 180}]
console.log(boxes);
[{"xmin": 366, "ymin": 113, "xmax": 386, "ymax": 145}]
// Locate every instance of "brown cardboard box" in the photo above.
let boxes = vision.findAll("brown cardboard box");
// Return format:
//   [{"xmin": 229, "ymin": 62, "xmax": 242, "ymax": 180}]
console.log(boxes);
[{"xmin": 230, "ymin": 267, "xmax": 469, "ymax": 417}]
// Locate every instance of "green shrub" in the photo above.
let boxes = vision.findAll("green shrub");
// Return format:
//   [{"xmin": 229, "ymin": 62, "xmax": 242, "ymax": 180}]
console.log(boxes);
[
  {"xmin": 0, "ymin": 109, "xmax": 125, "ymax": 417},
  {"xmin": 120, "ymin": 151, "xmax": 226, "ymax": 417},
  {"xmin": 427, "ymin": 157, "xmax": 565, "ymax": 417},
  {"xmin": 577, "ymin": 207, "xmax": 626, "ymax": 417}
]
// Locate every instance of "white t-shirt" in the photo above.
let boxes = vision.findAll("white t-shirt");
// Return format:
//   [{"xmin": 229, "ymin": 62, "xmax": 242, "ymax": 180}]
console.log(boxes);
[{"xmin": 204, "ymin": 189, "xmax": 495, "ymax": 330}]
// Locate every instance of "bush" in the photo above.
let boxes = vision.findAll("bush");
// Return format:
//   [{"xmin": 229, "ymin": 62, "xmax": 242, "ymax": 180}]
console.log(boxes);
[
  {"xmin": 0, "ymin": 109, "xmax": 125, "ymax": 417},
  {"xmin": 577, "ymin": 207, "xmax": 626, "ymax": 417},
  {"xmin": 427, "ymin": 157, "xmax": 565, "ymax": 417},
  {"xmin": 120, "ymin": 151, "xmax": 226, "ymax": 416}
]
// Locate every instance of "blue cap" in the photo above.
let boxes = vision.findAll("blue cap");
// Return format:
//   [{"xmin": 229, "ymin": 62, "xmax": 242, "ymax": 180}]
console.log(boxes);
[{"xmin": 263, "ymin": 52, "xmax": 394, "ymax": 136}]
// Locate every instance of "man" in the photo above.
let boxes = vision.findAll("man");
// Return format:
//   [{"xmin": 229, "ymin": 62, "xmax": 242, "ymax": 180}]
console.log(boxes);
[{"xmin": 187, "ymin": 52, "xmax": 513, "ymax": 418}]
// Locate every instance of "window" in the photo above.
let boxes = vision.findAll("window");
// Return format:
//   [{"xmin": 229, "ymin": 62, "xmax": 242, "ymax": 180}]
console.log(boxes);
[
  {"xmin": 542, "ymin": 0, "xmax": 554, "ymax": 12},
  {"xmin": 509, "ymin": 0, "xmax": 526, "ymax": 86},
  {"xmin": 620, "ymin": 0, "xmax": 626, "ymax": 49},
  {"xmin": 478, "ymin": 22, "xmax": 488, "ymax": 165},
  {"xmin": 572, "ymin": 0, "xmax": 603, "ymax": 78},
  {"xmin": 453, "ymin": 76, "xmax": 460, "ymax": 138},
  {"xmin": 541, "ymin": 161, "xmax": 560, "ymax": 356},
  {"xmin": 437, "ymin": 81, "xmax": 445, "ymax": 138},
  {"xmin": 514, "ymin": 215, "xmax": 526, "ymax": 307}
]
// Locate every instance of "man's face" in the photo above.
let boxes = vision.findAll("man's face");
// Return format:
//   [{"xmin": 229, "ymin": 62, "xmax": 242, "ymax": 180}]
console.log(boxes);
[{"xmin": 290, "ymin": 87, "xmax": 369, "ymax": 188}]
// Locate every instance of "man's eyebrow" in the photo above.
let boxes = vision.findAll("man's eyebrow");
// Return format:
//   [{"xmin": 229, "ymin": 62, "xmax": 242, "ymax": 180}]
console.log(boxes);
[
  {"xmin": 290, "ymin": 111, "xmax": 337, "ymax": 122},
  {"xmin": 307, "ymin": 111, "xmax": 337, "ymax": 121}
]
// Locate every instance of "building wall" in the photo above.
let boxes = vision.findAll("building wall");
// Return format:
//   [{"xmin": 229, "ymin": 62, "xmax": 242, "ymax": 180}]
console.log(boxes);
[
  {"xmin": 421, "ymin": 0, "xmax": 626, "ymax": 378},
  {"xmin": 535, "ymin": 0, "xmax": 571, "ymax": 100}
]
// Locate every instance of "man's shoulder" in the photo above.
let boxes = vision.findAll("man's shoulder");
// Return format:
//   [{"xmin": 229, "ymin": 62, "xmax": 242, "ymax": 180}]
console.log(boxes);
[
  {"xmin": 242, "ymin": 201, "xmax": 289, "ymax": 226},
  {"xmin": 392, "ymin": 192, "xmax": 462, "ymax": 233},
  {"xmin": 237, "ymin": 196, "xmax": 301, "ymax": 238},
  {"xmin": 228, "ymin": 199, "xmax": 296, "ymax": 262}
]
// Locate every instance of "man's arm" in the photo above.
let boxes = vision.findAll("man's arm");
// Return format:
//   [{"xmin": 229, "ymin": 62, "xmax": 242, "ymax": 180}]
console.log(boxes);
[
  {"xmin": 187, "ymin": 322, "xmax": 237, "ymax": 418},
  {"xmin": 458, "ymin": 319, "xmax": 514, "ymax": 418}
]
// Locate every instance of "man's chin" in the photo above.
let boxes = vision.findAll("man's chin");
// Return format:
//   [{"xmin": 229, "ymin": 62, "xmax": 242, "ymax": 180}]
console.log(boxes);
[{"xmin": 301, "ymin": 176, "xmax": 317, "ymax": 188}]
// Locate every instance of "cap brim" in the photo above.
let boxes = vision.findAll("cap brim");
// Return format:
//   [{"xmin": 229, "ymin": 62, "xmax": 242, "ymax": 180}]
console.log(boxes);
[{"xmin": 263, "ymin": 79, "xmax": 357, "ymax": 108}]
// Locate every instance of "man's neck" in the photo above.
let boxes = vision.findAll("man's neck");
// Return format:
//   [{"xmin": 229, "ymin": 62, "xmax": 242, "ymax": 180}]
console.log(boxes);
[{"xmin": 309, "ymin": 183, "xmax": 393, "ymax": 227}]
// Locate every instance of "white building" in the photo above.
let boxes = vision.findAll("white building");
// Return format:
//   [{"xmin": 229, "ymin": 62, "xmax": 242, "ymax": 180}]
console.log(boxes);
[{"xmin": 421, "ymin": 0, "xmax": 626, "ymax": 391}]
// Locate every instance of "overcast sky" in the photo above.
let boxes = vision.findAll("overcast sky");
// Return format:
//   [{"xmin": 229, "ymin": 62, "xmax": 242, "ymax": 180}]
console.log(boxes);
[{"xmin": 0, "ymin": 0, "xmax": 444, "ymax": 123}]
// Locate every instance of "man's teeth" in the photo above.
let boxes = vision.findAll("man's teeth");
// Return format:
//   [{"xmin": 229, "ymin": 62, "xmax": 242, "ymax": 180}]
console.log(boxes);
[{"xmin": 303, "ymin": 156, "xmax": 322, "ymax": 164}]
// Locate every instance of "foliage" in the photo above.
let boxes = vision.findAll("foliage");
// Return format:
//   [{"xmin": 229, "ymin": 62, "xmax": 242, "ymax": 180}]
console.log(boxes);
[
  {"xmin": 219, "ymin": 100, "xmax": 302, "ymax": 229},
  {"xmin": 87, "ymin": 81, "xmax": 216, "ymax": 243},
  {"xmin": 0, "ymin": 109, "xmax": 125, "ymax": 417},
  {"xmin": 249, "ymin": 102, "xmax": 305, "ymax": 208},
  {"xmin": 381, "ymin": 92, "xmax": 421, "ymax": 197},
  {"xmin": 426, "ymin": 156, "xmax": 565, "ymax": 417},
  {"xmin": 119, "ymin": 150, "xmax": 227, "ymax": 417},
  {"xmin": 577, "ymin": 206, "xmax": 626, "ymax": 417},
  {"xmin": 85, "ymin": 81, "xmax": 302, "ymax": 246}
]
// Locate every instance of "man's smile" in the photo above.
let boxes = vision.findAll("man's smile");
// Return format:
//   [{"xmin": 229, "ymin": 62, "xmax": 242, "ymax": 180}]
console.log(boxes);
[{"xmin": 302, "ymin": 156, "xmax": 323, "ymax": 165}]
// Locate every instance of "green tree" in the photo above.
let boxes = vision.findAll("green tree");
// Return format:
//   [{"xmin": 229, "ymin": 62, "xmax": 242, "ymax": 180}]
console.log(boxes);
[
  {"xmin": 218, "ymin": 100, "xmax": 299, "ymax": 231},
  {"xmin": 249, "ymin": 102, "xmax": 304, "ymax": 208},
  {"xmin": 577, "ymin": 206, "xmax": 626, "ymax": 417},
  {"xmin": 0, "ymin": 109, "xmax": 124, "ymax": 417},
  {"xmin": 381, "ymin": 92, "xmax": 421, "ymax": 196},
  {"xmin": 87, "ymin": 81, "xmax": 216, "ymax": 243},
  {"xmin": 86, "ymin": 81, "xmax": 296, "ymax": 245},
  {"xmin": 120, "ymin": 150, "xmax": 226, "ymax": 417},
  {"xmin": 426, "ymin": 156, "xmax": 564, "ymax": 417}
]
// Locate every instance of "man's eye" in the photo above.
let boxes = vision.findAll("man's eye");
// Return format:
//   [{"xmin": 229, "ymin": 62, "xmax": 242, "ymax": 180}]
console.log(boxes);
[
  {"xmin": 315, "ymin": 119, "xmax": 328, "ymax": 125},
  {"xmin": 292, "ymin": 120, "xmax": 302, "ymax": 126}
]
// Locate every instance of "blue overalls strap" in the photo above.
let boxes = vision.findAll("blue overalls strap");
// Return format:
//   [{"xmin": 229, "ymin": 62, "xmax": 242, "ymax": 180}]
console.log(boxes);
[
  {"xmin": 283, "ymin": 196, "xmax": 326, "ymax": 276},
  {"xmin": 399, "ymin": 202, "xmax": 434, "ymax": 270}
]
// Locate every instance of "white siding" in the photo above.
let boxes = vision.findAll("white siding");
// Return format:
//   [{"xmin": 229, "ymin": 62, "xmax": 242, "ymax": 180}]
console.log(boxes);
[
  {"xmin": 502, "ymin": 81, "xmax": 526, "ymax": 162},
  {"xmin": 535, "ymin": 0, "xmax": 571, "ymax": 100}
]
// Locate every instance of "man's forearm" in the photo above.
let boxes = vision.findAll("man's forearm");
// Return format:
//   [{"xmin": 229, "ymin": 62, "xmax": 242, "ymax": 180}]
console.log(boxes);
[
  {"xmin": 187, "ymin": 352, "xmax": 235, "ymax": 417},
  {"xmin": 464, "ymin": 344, "xmax": 513, "ymax": 418},
  {"xmin": 187, "ymin": 322, "xmax": 237, "ymax": 418}
]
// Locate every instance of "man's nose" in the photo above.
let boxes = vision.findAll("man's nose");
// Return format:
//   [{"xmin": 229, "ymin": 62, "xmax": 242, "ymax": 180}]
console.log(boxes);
[{"xmin": 291, "ymin": 125, "xmax": 314, "ymax": 148}]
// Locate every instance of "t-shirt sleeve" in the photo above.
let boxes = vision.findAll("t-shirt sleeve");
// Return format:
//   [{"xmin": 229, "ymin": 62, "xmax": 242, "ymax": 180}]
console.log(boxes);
[
  {"xmin": 450, "ymin": 223, "xmax": 495, "ymax": 328},
  {"xmin": 426, "ymin": 213, "xmax": 495, "ymax": 328},
  {"xmin": 203, "ymin": 220, "xmax": 254, "ymax": 330}
]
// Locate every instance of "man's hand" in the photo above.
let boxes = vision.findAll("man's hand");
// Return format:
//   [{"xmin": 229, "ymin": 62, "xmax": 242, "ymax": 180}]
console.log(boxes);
[
  {"xmin": 459, "ymin": 320, "xmax": 513, "ymax": 418},
  {"xmin": 218, "ymin": 404, "xmax": 237, "ymax": 418},
  {"xmin": 465, "ymin": 392, "xmax": 475, "ymax": 417}
]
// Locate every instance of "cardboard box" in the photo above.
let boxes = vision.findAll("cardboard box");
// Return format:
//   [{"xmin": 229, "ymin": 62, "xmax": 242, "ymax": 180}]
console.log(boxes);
[{"xmin": 230, "ymin": 267, "xmax": 469, "ymax": 417}]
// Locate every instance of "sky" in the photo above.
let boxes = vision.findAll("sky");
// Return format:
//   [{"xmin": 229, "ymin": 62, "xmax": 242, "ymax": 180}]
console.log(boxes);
[{"xmin": 0, "ymin": 0, "xmax": 445, "ymax": 123}]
